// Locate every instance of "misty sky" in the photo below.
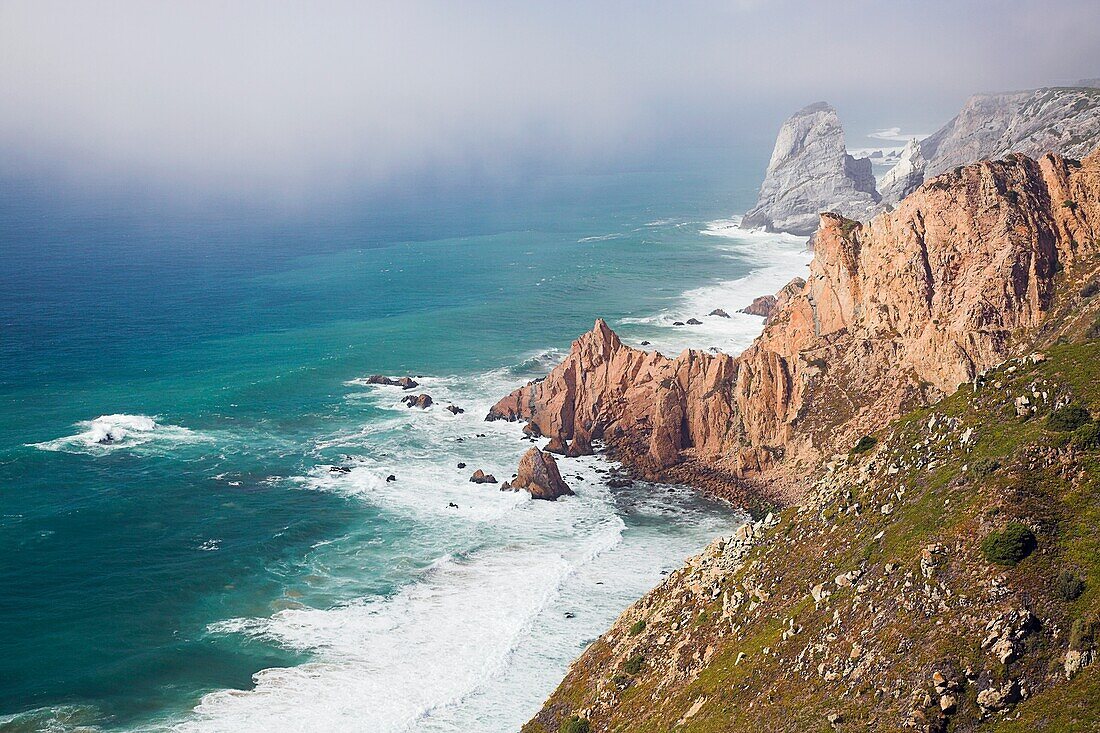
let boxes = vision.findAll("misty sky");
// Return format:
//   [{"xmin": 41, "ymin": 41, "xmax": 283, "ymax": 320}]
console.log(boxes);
[{"xmin": 2, "ymin": 0, "xmax": 1099, "ymax": 199}]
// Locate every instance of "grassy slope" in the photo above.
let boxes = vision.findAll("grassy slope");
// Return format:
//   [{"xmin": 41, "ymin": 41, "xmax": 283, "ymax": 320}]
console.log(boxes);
[{"xmin": 526, "ymin": 338, "xmax": 1100, "ymax": 733}]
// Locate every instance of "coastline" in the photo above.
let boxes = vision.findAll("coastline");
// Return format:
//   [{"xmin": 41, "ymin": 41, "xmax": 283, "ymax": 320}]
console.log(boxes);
[{"xmin": 154, "ymin": 218, "xmax": 808, "ymax": 732}]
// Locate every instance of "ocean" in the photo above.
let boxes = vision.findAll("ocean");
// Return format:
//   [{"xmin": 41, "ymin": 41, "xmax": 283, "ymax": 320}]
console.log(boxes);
[{"xmin": 0, "ymin": 151, "xmax": 810, "ymax": 732}]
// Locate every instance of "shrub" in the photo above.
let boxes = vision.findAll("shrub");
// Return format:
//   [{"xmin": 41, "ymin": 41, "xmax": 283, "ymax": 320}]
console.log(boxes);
[
  {"xmin": 1071, "ymin": 422, "xmax": 1100, "ymax": 450},
  {"xmin": 1090, "ymin": 314, "xmax": 1100, "ymax": 340},
  {"xmin": 1057, "ymin": 571, "xmax": 1086, "ymax": 602},
  {"xmin": 1064, "ymin": 199, "xmax": 1079, "ymax": 212},
  {"xmin": 969, "ymin": 457, "xmax": 1001, "ymax": 479},
  {"xmin": 1069, "ymin": 617, "xmax": 1098, "ymax": 651},
  {"xmin": 560, "ymin": 716, "xmax": 590, "ymax": 733},
  {"xmin": 623, "ymin": 654, "xmax": 644, "ymax": 675},
  {"xmin": 1081, "ymin": 280, "xmax": 1100, "ymax": 299},
  {"xmin": 851, "ymin": 435, "xmax": 878, "ymax": 454},
  {"xmin": 628, "ymin": 619, "xmax": 646, "ymax": 636},
  {"xmin": 981, "ymin": 523, "xmax": 1037, "ymax": 566},
  {"xmin": 1047, "ymin": 404, "xmax": 1093, "ymax": 432}
]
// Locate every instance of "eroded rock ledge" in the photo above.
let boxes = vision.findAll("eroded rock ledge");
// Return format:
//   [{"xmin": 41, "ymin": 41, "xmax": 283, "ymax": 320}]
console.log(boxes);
[{"xmin": 489, "ymin": 150, "xmax": 1100, "ymax": 504}]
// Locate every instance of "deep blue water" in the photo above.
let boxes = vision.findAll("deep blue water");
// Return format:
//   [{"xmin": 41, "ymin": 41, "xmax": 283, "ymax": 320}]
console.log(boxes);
[{"xmin": 0, "ymin": 149, "xmax": 782, "ymax": 732}]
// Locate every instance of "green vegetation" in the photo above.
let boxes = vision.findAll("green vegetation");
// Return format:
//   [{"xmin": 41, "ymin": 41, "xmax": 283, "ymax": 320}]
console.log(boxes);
[
  {"xmin": 523, "ymin": 340, "xmax": 1100, "ymax": 733},
  {"xmin": 850, "ymin": 435, "xmax": 877, "ymax": 454},
  {"xmin": 1081, "ymin": 280, "xmax": 1100, "ymax": 299},
  {"xmin": 1047, "ymin": 403, "xmax": 1093, "ymax": 432},
  {"xmin": 559, "ymin": 716, "xmax": 590, "ymax": 733},
  {"xmin": 1069, "ymin": 616, "xmax": 1098, "ymax": 651},
  {"xmin": 837, "ymin": 218, "xmax": 861, "ymax": 237},
  {"xmin": 1063, "ymin": 199, "xmax": 1079, "ymax": 212},
  {"xmin": 969, "ymin": 456, "xmax": 1000, "ymax": 479},
  {"xmin": 629, "ymin": 619, "xmax": 646, "ymax": 636},
  {"xmin": 1071, "ymin": 421, "xmax": 1100, "ymax": 450},
  {"xmin": 1057, "ymin": 570, "xmax": 1086, "ymax": 601},
  {"xmin": 981, "ymin": 523, "xmax": 1037, "ymax": 566}
]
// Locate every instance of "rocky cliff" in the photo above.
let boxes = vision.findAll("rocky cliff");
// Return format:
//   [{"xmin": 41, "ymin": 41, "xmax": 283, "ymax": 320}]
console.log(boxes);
[
  {"xmin": 881, "ymin": 86, "xmax": 1100, "ymax": 203},
  {"xmin": 523, "ymin": 338, "xmax": 1100, "ymax": 733},
  {"xmin": 740, "ymin": 102, "xmax": 882, "ymax": 236},
  {"xmin": 490, "ymin": 149, "xmax": 1100, "ymax": 500}
]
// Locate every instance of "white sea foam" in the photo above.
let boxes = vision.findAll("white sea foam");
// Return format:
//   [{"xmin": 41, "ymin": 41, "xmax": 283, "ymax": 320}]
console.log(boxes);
[
  {"xmin": 29, "ymin": 414, "xmax": 210, "ymax": 455},
  {"xmin": 165, "ymin": 214, "xmax": 785, "ymax": 733},
  {"xmin": 170, "ymin": 358, "xmax": 738, "ymax": 733},
  {"xmin": 618, "ymin": 217, "xmax": 811, "ymax": 356}
]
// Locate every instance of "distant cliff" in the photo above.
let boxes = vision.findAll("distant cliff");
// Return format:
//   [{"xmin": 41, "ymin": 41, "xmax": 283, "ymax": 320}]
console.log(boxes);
[
  {"xmin": 881, "ymin": 85, "xmax": 1100, "ymax": 203},
  {"xmin": 747, "ymin": 85, "xmax": 1100, "ymax": 233},
  {"xmin": 740, "ymin": 102, "xmax": 881, "ymax": 236}
]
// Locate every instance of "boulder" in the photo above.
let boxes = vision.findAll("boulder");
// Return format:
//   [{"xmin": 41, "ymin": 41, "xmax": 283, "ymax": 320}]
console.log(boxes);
[
  {"xmin": 708, "ymin": 309, "xmax": 730, "ymax": 318},
  {"xmin": 445, "ymin": 404, "xmax": 465, "ymax": 415},
  {"xmin": 686, "ymin": 318, "xmax": 702, "ymax": 325},
  {"xmin": 469, "ymin": 469, "xmax": 497, "ymax": 484},
  {"xmin": 365, "ymin": 375, "xmax": 419, "ymax": 390},
  {"xmin": 401, "ymin": 393, "xmax": 433, "ymax": 409},
  {"xmin": 511, "ymin": 447, "xmax": 573, "ymax": 500}
]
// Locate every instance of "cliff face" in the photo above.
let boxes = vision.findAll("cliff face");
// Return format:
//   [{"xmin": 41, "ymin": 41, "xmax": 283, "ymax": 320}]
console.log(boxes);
[
  {"xmin": 877, "ymin": 137, "xmax": 925, "ymax": 204},
  {"xmin": 740, "ymin": 102, "xmax": 882, "ymax": 236},
  {"xmin": 523, "ymin": 340, "xmax": 1100, "ymax": 733},
  {"xmin": 490, "ymin": 150, "xmax": 1100, "ymax": 497},
  {"xmin": 882, "ymin": 86, "xmax": 1100, "ymax": 203}
]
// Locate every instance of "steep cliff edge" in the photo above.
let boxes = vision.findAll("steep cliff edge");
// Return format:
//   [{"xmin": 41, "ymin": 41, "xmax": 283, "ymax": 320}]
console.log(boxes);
[
  {"xmin": 740, "ymin": 102, "xmax": 881, "ymax": 236},
  {"xmin": 523, "ymin": 339, "xmax": 1100, "ymax": 733},
  {"xmin": 881, "ymin": 86, "xmax": 1100, "ymax": 203},
  {"xmin": 489, "ymin": 150, "xmax": 1100, "ymax": 501}
]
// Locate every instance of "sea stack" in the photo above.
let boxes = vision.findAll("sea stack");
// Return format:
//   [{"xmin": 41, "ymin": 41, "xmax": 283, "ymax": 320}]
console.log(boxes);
[
  {"xmin": 741, "ymin": 102, "xmax": 881, "ymax": 235},
  {"xmin": 511, "ymin": 447, "xmax": 573, "ymax": 500}
]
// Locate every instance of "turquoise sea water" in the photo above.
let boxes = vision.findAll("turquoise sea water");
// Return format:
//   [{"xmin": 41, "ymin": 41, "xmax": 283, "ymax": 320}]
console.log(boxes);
[{"xmin": 0, "ymin": 152, "xmax": 808, "ymax": 732}]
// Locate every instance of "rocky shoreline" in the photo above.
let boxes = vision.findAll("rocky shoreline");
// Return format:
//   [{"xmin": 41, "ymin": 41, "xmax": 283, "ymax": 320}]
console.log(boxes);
[{"xmin": 498, "ymin": 147, "xmax": 1100, "ymax": 732}]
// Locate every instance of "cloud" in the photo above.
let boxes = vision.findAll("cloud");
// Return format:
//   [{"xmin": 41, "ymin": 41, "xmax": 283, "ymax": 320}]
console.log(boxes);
[{"xmin": 1, "ymin": 0, "xmax": 1098, "ymax": 198}]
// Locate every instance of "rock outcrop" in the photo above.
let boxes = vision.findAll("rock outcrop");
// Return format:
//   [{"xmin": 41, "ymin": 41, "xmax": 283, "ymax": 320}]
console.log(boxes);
[
  {"xmin": 741, "ymin": 102, "xmax": 882, "ymax": 235},
  {"xmin": 510, "ymin": 447, "xmax": 573, "ymax": 500},
  {"xmin": 523, "ymin": 341, "xmax": 1100, "ymax": 733},
  {"xmin": 738, "ymin": 295, "xmax": 777, "ymax": 320},
  {"xmin": 881, "ymin": 86, "xmax": 1100, "ymax": 203},
  {"xmin": 491, "ymin": 149, "xmax": 1100, "ymax": 497},
  {"xmin": 401, "ymin": 393, "xmax": 433, "ymax": 409},
  {"xmin": 877, "ymin": 137, "xmax": 926, "ymax": 204},
  {"xmin": 365, "ymin": 375, "xmax": 419, "ymax": 389}
]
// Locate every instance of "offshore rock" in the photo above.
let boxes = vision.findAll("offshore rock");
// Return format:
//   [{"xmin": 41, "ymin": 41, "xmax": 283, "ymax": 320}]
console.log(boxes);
[
  {"xmin": 741, "ymin": 102, "xmax": 881, "ymax": 235},
  {"xmin": 511, "ymin": 447, "xmax": 573, "ymax": 500}
]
